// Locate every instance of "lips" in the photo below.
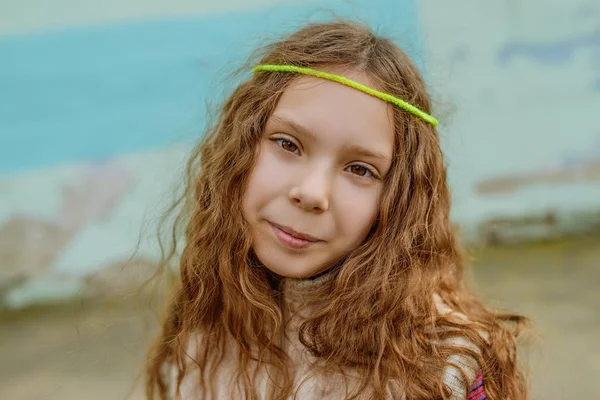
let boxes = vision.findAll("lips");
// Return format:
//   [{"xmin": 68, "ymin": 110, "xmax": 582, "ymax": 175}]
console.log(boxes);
[{"xmin": 269, "ymin": 222, "xmax": 321, "ymax": 242}]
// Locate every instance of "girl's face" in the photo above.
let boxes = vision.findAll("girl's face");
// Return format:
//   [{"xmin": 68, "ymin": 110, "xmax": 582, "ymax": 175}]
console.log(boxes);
[{"xmin": 242, "ymin": 70, "xmax": 395, "ymax": 278}]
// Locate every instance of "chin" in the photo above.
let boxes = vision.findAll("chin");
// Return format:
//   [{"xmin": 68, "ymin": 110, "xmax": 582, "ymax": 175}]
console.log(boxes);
[{"xmin": 261, "ymin": 262, "xmax": 316, "ymax": 279}]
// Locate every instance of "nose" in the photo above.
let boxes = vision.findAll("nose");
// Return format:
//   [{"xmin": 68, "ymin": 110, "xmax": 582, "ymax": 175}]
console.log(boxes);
[{"xmin": 288, "ymin": 165, "xmax": 331, "ymax": 212}]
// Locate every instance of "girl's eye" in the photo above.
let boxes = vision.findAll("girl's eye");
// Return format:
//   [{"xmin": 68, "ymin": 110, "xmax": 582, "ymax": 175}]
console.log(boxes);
[
  {"xmin": 271, "ymin": 137, "xmax": 377, "ymax": 179},
  {"xmin": 273, "ymin": 138, "xmax": 300, "ymax": 154},
  {"xmin": 347, "ymin": 164, "xmax": 376, "ymax": 179}
]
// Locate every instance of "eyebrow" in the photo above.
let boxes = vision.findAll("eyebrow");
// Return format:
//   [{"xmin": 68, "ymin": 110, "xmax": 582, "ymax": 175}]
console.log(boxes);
[
  {"xmin": 270, "ymin": 114, "xmax": 392, "ymax": 163},
  {"xmin": 271, "ymin": 115, "xmax": 317, "ymax": 141}
]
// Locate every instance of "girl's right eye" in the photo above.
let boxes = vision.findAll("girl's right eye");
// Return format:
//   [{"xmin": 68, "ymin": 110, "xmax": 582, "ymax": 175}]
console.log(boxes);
[{"xmin": 272, "ymin": 138, "xmax": 300, "ymax": 154}]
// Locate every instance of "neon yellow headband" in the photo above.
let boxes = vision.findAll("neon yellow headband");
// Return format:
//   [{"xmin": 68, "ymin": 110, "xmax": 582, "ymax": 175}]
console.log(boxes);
[{"xmin": 252, "ymin": 64, "xmax": 439, "ymax": 127}]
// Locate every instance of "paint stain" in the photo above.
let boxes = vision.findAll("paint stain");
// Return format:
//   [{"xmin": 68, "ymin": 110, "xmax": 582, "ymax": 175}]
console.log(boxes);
[
  {"xmin": 497, "ymin": 32, "xmax": 600, "ymax": 66},
  {"xmin": 476, "ymin": 137, "xmax": 600, "ymax": 195}
]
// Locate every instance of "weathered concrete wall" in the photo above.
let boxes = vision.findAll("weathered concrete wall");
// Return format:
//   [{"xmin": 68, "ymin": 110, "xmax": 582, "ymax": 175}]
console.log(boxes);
[
  {"xmin": 419, "ymin": 0, "xmax": 600, "ymax": 243},
  {"xmin": 1, "ymin": 0, "xmax": 598, "ymax": 308}
]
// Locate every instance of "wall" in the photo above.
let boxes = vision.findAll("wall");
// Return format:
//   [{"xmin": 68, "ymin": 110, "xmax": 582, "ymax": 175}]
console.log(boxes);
[
  {"xmin": 1, "ymin": 0, "xmax": 599, "ymax": 308},
  {"xmin": 420, "ymin": 0, "xmax": 600, "ymax": 244}
]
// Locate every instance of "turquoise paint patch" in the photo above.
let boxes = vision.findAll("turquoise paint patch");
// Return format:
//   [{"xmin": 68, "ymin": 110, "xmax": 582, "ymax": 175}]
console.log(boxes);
[{"xmin": 0, "ymin": 0, "xmax": 421, "ymax": 173}]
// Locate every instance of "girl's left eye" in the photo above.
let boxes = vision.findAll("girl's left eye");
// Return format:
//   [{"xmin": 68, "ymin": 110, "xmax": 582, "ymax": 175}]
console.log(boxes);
[{"xmin": 346, "ymin": 164, "xmax": 376, "ymax": 179}]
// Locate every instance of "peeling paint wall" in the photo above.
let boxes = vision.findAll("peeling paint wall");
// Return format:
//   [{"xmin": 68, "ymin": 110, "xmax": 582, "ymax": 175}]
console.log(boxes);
[
  {"xmin": 419, "ymin": 0, "xmax": 600, "ymax": 244},
  {"xmin": 1, "ymin": 0, "xmax": 598, "ymax": 308}
]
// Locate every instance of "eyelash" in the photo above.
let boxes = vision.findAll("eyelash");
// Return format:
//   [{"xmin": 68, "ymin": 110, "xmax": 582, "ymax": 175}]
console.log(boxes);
[{"xmin": 270, "ymin": 137, "xmax": 379, "ymax": 180}]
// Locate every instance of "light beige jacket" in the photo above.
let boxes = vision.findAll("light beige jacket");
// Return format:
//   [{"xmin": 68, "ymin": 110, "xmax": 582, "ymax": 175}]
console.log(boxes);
[{"xmin": 167, "ymin": 276, "xmax": 480, "ymax": 399}]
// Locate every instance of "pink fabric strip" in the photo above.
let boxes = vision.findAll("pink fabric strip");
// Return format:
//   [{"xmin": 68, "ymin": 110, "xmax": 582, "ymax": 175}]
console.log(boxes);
[{"xmin": 468, "ymin": 372, "xmax": 486, "ymax": 400}]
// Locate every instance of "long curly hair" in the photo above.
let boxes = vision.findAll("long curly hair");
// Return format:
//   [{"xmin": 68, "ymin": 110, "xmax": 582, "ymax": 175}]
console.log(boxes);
[{"xmin": 145, "ymin": 20, "xmax": 528, "ymax": 400}]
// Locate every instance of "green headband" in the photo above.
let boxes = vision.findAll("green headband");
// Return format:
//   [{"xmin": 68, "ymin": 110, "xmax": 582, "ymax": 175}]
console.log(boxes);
[{"xmin": 252, "ymin": 64, "xmax": 439, "ymax": 127}]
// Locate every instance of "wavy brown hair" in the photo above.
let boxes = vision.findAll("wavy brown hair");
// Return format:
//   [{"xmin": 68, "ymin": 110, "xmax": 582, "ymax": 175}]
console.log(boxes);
[{"xmin": 145, "ymin": 20, "xmax": 528, "ymax": 400}]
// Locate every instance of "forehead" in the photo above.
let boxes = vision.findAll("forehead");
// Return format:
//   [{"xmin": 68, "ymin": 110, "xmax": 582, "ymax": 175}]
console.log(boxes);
[{"xmin": 271, "ymin": 71, "xmax": 395, "ymax": 153}]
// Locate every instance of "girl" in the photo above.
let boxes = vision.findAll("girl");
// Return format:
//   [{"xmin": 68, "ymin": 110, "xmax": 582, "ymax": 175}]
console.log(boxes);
[{"xmin": 145, "ymin": 20, "xmax": 528, "ymax": 399}]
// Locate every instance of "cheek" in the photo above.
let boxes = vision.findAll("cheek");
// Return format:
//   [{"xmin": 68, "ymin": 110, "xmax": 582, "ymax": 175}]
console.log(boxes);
[
  {"xmin": 335, "ymin": 186, "xmax": 380, "ymax": 244},
  {"xmin": 242, "ymin": 146, "xmax": 290, "ymax": 215}
]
